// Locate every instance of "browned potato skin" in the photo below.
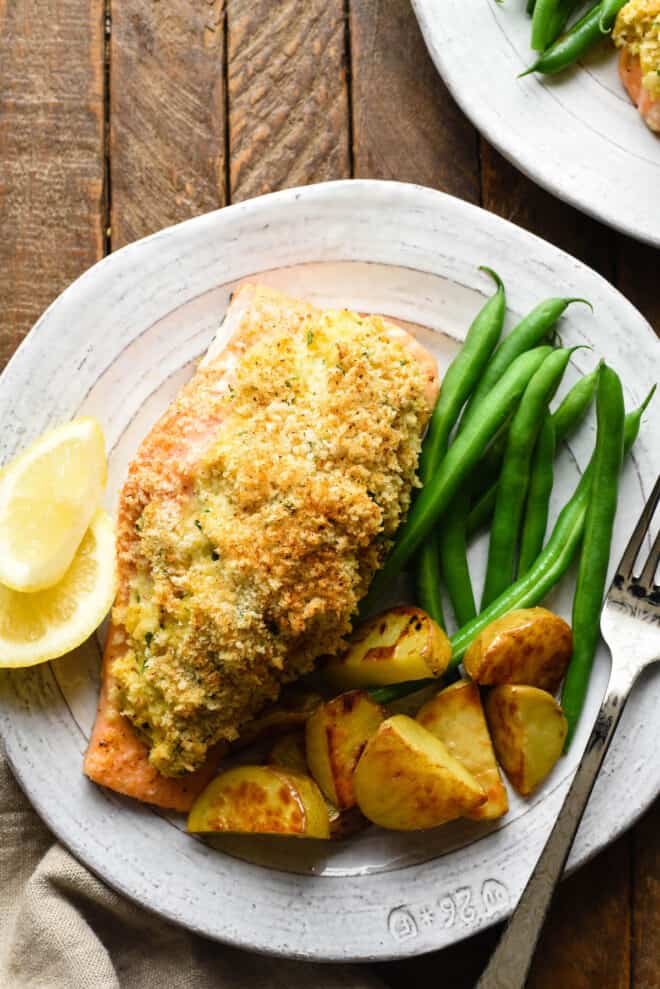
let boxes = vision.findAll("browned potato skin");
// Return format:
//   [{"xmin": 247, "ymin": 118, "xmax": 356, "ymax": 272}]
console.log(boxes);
[
  {"xmin": 323, "ymin": 606, "xmax": 451, "ymax": 689},
  {"xmin": 417, "ymin": 679, "xmax": 508, "ymax": 821},
  {"xmin": 269, "ymin": 731, "xmax": 368, "ymax": 839},
  {"xmin": 353, "ymin": 714, "xmax": 486, "ymax": 830},
  {"xmin": 305, "ymin": 690, "xmax": 384, "ymax": 809},
  {"xmin": 463, "ymin": 607, "xmax": 572, "ymax": 694},
  {"xmin": 485, "ymin": 685, "xmax": 567, "ymax": 797},
  {"xmin": 187, "ymin": 765, "xmax": 330, "ymax": 837}
]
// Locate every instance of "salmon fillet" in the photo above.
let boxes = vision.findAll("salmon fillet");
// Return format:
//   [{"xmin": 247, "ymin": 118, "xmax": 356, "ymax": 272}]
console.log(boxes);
[
  {"xmin": 84, "ymin": 284, "xmax": 438, "ymax": 809},
  {"xmin": 619, "ymin": 48, "xmax": 660, "ymax": 132}
]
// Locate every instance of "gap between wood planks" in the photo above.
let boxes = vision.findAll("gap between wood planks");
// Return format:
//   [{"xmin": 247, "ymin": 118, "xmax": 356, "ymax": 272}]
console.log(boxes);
[{"xmin": 103, "ymin": 0, "xmax": 112, "ymax": 255}]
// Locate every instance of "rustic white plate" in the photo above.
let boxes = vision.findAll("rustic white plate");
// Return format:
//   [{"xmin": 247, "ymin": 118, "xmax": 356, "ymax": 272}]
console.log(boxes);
[
  {"xmin": 0, "ymin": 181, "xmax": 658, "ymax": 962},
  {"xmin": 413, "ymin": 0, "xmax": 660, "ymax": 247}
]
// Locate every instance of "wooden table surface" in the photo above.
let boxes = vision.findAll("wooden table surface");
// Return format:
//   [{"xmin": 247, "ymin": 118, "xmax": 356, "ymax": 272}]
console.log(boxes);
[{"xmin": 1, "ymin": 1, "xmax": 658, "ymax": 985}]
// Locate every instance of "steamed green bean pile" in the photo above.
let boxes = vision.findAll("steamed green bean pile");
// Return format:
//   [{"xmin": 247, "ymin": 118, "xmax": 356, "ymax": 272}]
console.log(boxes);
[{"xmin": 363, "ymin": 269, "xmax": 654, "ymax": 748}]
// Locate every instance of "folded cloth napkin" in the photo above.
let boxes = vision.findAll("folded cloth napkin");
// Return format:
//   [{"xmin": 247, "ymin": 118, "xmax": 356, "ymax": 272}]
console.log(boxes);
[{"xmin": 0, "ymin": 749, "xmax": 386, "ymax": 989}]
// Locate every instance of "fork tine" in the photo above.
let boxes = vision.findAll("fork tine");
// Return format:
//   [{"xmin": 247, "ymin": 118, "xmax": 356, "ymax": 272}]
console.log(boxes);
[
  {"xmin": 639, "ymin": 527, "xmax": 660, "ymax": 591},
  {"xmin": 615, "ymin": 474, "xmax": 660, "ymax": 581}
]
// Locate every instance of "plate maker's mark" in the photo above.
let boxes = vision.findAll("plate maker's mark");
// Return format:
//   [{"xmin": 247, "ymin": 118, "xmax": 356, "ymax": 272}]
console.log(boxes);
[{"xmin": 387, "ymin": 879, "xmax": 509, "ymax": 941}]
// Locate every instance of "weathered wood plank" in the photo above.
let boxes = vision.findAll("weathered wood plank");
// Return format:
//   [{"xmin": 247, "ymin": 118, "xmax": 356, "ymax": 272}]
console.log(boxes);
[
  {"xmin": 616, "ymin": 235, "xmax": 660, "ymax": 335},
  {"xmin": 0, "ymin": 0, "xmax": 105, "ymax": 369},
  {"xmin": 350, "ymin": 0, "xmax": 479, "ymax": 201},
  {"xmin": 227, "ymin": 0, "xmax": 350, "ymax": 202},
  {"xmin": 632, "ymin": 800, "xmax": 660, "ymax": 989},
  {"xmin": 110, "ymin": 0, "xmax": 226, "ymax": 248},
  {"xmin": 528, "ymin": 837, "xmax": 631, "ymax": 989}
]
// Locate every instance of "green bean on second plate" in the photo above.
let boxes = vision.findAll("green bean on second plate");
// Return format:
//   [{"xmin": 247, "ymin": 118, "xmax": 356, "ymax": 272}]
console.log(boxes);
[{"xmin": 523, "ymin": 0, "xmax": 628, "ymax": 76}]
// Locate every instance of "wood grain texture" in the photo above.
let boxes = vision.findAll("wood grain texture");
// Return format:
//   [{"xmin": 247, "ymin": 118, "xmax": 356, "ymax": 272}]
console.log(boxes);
[
  {"xmin": 227, "ymin": 0, "xmax": 350, "ymax": 202},
  {"xmin": 528, "ymin": 837, "xmax": 632, "ymax": 989},
  {"xmin": 632, "ymin": 800, "xmax": 660, "ymax": 989},
  {"xmin": 110, "ymin": 0, "xmax": 226, "ymax": 248},
  {"xmin": 350, "ymin": 0, "xmax": 479, "ymax": 202},
  {"xmin": 616, "ymin": 235, "xmax": 660, "ymax": 335},
  {"xmin": 0, "ymin": 0, "xmax": 104, "ymax": 370}
]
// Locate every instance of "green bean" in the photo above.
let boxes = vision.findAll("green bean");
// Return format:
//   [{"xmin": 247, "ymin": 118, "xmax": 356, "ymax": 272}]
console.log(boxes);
[
  {"xmin": 370, "ymin": 677, "xmax": 438, "ymax": 706},
  {"xmin": 551, "ymin": 361, "xmax": 602, "ymax": 439},
  {"xmin": 599, "ymin": 0, "xmax": 627, "ymax": 30},
  {"xmin": 459, "ymin": 297, "xmax": 588, "ymax": 436},
  {"xmin": 527, "ymin": 0, "xmax": 537, "ymax": 14},
  {"xmin": 481, "ymin": 348, "xmax": 574, "ymax": 608},
  {"xmin": 416, "ymin": 549, "xmax": 446, "ymax": 629},
  {"xmin": 438, "ymin": 495, "xmax": 477, "ymax": 626},
  {"xmin": 436, "ymin": 424, "xmax": 511, "ymax": 628},
  {"xmin": 532, "ymin": 0, "xmax": 579, "ymax": 51},
  {"xmin": 522, "ymin": 0, "xmax": 628, "ymax": 76},
  {"xmin": 518, "ymin": 416, "xmax": 556, "ymax": 575},
  {"xmin": 370, "ymin": 390, "xmax": 653, "ymax": 702},
  {"xmin": 359, "ymin": 346, "xmax": 553, "ymax": 615},
  {"xmin": 419, "ymin": 267, "xmax": 505, "ymax": 482},
  {"xmin": 532, "ymin": 0, "xmax": 560, "ymax": 50},
  {"xmin": 467, "ymin": 363, "xmax": 600, "ymax": 538},
  {"xmin": 416, "ymin": 267, "xmax": 505, "ymax": 627},
  {"xmin": 561, "ymin": 366, "xmax": 625, "ymax": 746}
]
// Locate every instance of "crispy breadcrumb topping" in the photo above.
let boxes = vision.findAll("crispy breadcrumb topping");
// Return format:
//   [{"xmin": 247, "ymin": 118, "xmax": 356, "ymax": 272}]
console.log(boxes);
[
  {"xmin": 112, "ymin": 295, "xmax": 432, "ymax": 776},
  {"xmin": 613, "ymin": 0, "xmax": 660, "ymax": 98}
]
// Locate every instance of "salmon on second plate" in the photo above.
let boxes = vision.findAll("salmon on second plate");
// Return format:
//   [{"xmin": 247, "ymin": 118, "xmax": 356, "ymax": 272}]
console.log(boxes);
[
  {"xmin": 614, "ymin": 0, "xmax": 660, "ymax": 132},
  {"xmin": 84, "ymin": 284, "xmax": 439, "ymax": 809}
]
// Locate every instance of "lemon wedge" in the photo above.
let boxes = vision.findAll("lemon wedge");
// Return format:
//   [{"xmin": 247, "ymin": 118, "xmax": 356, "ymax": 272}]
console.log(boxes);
[
  {"xmin": 0, "ymin": 418, "xmax": 107, "ymax": 592},
  {"xmin": 0, "ymin": 509, "xmax": 117, "ymax": 668}
]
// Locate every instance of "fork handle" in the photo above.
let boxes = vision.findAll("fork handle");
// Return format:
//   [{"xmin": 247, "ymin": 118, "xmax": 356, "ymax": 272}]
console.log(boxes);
[{"xmin": 476, "ymin": 675, "xmax": 634, "ymax": 989}]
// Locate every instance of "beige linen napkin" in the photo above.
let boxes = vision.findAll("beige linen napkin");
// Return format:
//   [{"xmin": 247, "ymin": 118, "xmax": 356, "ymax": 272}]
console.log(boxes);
[{"xmin": 0, "ymin": 749, "xmax": 386, "ymax": 989}]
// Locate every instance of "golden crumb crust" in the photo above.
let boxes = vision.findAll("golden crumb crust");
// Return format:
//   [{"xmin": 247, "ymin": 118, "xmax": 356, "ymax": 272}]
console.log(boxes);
[
  {"xmin": 613, "ymin": 0, "xmax": 660, "ymax": 98},
  {"xmin": 112, "ymin": 286, "xmax": 434, "ymax": 776}
]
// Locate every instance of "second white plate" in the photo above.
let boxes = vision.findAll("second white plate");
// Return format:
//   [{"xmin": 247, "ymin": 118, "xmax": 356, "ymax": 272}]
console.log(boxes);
[{"xmin": 413, "ymin": 0, "xmax": 660, "ymax": 247}]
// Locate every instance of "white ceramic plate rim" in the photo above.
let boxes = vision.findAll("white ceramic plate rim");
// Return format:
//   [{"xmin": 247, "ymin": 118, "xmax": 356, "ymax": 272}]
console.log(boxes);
[
  {"xmin": 0, "ymin": 180, "xmax": 658, "ymax": 962},
  {"xmin": 412, "ymin": 0, "xmax": 660, "ymax": 248}
]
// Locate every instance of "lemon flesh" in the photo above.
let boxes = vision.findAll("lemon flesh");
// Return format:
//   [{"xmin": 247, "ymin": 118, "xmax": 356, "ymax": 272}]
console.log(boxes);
[
  {"xmin": 0, "ymin": 418, "xmax": 107, "ymax": 592},
  {"xmin": 0, "ymin": 509, "xmax": 117, "ymax": 668}
]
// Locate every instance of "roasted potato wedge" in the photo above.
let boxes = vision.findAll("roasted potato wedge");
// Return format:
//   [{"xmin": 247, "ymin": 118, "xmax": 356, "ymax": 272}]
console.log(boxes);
[
  {"xmin": 305, "ymin": 691, "xmax": 384, "ymax": 809},
  {"xmin": 417, "ymin": 679, "xmax": 508, "ymax": 820},
  {"xmin": 353, "ymin": 714, "xmax": 486, "ymax": 830},
  {"xmin": 234, "ymin": 688, "xmax": 323, "ymax": 748},
  {"xmin": 324, "ymin": 607, "xmax": 451, "ymax": 689},
  {"xmin": 463, "ymin": 607, "xmax": 572, "ymax": 694},
  {"xmin": 187, "ymin": 765, "xmax": 330, "ymax": 838},
  {"xmin": 269, "ymin": 732, "xmax": 308, "ymax": 775},
  {"xmin": 268, "ymin": 731, "xmax": 368, "ymax": 839},
  {"xmin": 485, "ymin": 685, "xmax": 567, "ymax": 797}
]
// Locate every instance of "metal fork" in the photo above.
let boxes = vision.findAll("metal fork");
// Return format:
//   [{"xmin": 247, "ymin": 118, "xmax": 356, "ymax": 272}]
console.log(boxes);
[{"xmin": 477, "ymin": 475, "xmax": 660, "ymax": 989}]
